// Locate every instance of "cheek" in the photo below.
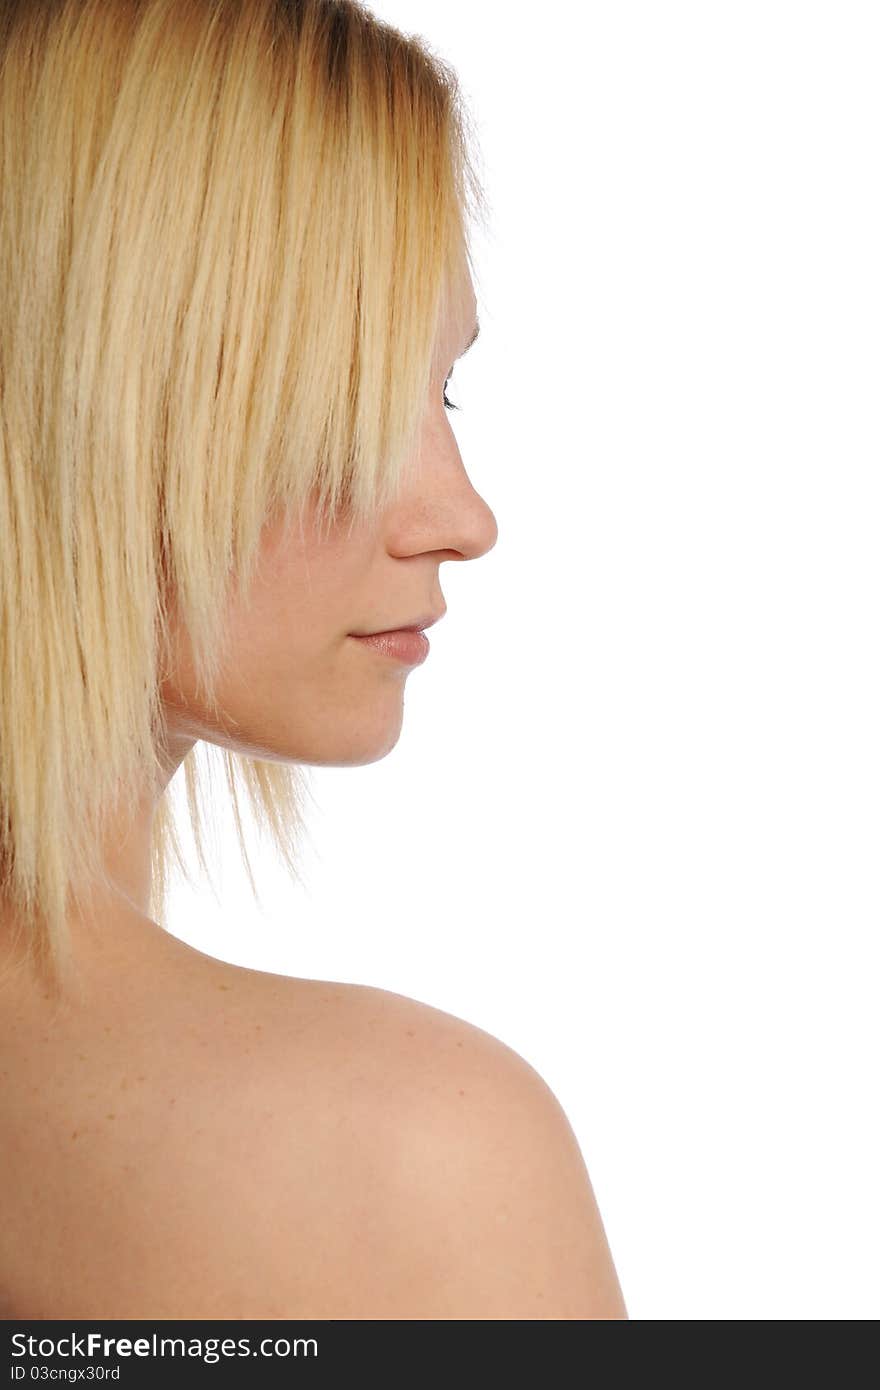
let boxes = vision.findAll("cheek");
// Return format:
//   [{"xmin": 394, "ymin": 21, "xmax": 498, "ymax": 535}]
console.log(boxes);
[
  {"xmin": 247, "ymin": 516, "xmax": 373, "ymax": 635},
  {"xmin": 161, "ymin": 511, "xmax": 383, "ymax": 716},
  {"xmin": 219, "ymin": 570, "xmax": 359, "ymax": 690}
]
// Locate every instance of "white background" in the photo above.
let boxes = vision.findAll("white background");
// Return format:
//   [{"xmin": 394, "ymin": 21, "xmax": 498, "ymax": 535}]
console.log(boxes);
[{"xmin": 165, "ymin": 2, "xmax": 879, "ymax": 1320}]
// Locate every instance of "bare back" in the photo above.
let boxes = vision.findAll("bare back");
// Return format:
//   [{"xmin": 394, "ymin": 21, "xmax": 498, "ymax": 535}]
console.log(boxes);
[{"xmin": 0, "ymin": 953, "xmax": 416, "ymax": 1318}]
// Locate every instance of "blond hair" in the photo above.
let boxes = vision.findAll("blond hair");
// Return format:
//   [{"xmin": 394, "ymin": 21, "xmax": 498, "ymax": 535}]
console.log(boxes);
[{"xmin": 0, "ymin": 0, "xmax": 487, "ymax": 993}]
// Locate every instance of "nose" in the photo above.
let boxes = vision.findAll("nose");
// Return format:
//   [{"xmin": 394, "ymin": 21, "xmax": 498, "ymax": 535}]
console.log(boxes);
[
  {"xmin": 395, "ymin": 459, "xmax": 498, "ymax": 563},
  {"xmin": 383, "ymin": 392, "xmax": 500, "ymax": 563},
  {"xmin": 441, "ymin": 471, "xmax": 499, "ymax": 563}
]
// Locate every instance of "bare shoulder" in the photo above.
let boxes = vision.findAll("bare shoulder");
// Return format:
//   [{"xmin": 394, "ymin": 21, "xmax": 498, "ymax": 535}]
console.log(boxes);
[
  {"xmin": 352, "ymin": 984, "xmax": 628, "ymax": 1319},
  {"xmin": 0, "ymin": 958, "xmax": 626, "ymax": 1320},
  {"xmin": 223, "ymin": 974, "xmax": 629, "ymax": 1320}
]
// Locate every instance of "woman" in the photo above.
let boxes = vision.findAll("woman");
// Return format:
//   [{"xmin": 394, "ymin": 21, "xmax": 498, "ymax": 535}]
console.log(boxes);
[{"xmin": 0, "ymin": 0, "xmax": 627, "ymax": 1319}]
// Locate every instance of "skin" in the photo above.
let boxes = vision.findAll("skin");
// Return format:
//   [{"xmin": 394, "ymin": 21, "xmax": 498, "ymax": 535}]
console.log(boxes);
[{"xmin": 0, "ymin": 269, "xmax": 628, "ymax": 1319}]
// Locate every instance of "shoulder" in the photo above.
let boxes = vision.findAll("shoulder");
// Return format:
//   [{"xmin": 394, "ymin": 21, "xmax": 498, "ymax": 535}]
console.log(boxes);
[
  {"xmin": 0, "ymin": 961, "xmax": 626, "ymax": 1320},
  {"xmin": 365, "ymin": 986, "xmax": 628, "ymax": 1319},
  {"xmin": 226, "ymin": 976, "xmax": 629, "ymax": 1319}
]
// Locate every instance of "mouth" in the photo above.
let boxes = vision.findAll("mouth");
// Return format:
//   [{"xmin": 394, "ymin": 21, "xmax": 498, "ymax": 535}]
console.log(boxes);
[
  {"xmin": 348, "ymin": 627, "xmax": 434, "ymax": 666},
  {"xmin": 349, "ymin": 608, "xmax": 446, "ymax": 638}
]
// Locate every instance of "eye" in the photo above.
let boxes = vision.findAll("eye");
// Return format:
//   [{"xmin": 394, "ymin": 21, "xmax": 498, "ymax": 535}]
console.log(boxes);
[{"xmin": 442, "ymin": 379, "xmax": 460, "ymax": 412}]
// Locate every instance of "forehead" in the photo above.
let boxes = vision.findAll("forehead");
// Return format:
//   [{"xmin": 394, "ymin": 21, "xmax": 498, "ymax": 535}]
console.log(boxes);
[
  {"xmin": 438, "ymin": 270, "xmax": 478, "ymax": 353},
  {"xmin": 451, "ymin": 269, "xmax": 477, "ymax": 324}
]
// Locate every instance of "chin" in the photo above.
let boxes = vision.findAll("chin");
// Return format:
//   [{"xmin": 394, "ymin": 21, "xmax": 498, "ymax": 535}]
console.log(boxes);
[
  {"xmin": 251, "ymin": 710, "xmax": 406, "ymax": 769},
  {"xmin": 312, "ymin": 725, "xmax": 404, "ymax": 768}
]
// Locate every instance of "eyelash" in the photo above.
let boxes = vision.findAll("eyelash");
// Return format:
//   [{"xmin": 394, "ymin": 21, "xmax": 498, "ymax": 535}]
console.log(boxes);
[{"xmin": 443, "ymin": 380, "xmax": 460, "ymax": 412}]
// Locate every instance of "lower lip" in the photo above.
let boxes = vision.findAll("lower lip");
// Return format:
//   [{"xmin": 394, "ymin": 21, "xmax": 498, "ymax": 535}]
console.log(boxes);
[{"xmin": 350, "ymin": 630, "xmax": 431, "ymax": 665}]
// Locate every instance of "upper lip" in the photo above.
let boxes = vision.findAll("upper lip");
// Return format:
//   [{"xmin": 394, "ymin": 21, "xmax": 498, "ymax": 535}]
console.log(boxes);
[{"xmin": 351, "ymin": 608, "xmax": 446, "ymax": 637}]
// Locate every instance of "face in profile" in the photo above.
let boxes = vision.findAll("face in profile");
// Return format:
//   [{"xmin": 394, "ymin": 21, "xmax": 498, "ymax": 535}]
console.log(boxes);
[{"xmin": 158, "ymin": 273, "xmax": 497, "ymax": 771}]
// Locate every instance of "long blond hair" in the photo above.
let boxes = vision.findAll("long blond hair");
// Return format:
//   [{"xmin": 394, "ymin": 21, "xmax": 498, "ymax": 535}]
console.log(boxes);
[{"xmin": 0, "ymin": 0, "xmax": 487, "ymax": 993}]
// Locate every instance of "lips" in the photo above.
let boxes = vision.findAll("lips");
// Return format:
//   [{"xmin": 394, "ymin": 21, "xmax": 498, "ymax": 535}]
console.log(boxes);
[
  {"xmin": 350, "ymin": 629, "xmax": 431, "ymax": 666},
  {"xmin": 350, "ymin": 608, "xmax": 446, "ymax": 638}
]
